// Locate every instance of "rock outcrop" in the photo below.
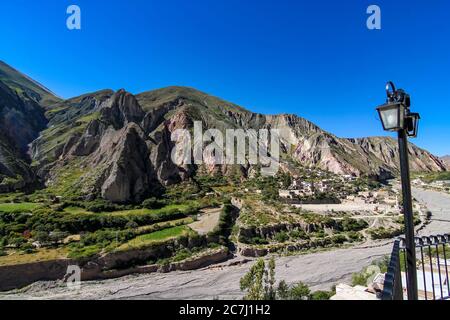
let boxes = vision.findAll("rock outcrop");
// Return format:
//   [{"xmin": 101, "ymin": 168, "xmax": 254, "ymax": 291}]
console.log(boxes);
[{"xmin": 98, "ymin": 123, "xmax": 153, "ymax": 203}]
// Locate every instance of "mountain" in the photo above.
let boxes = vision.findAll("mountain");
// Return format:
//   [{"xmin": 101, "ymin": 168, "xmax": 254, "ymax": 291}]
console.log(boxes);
[
  {"xmin": 30, "ymin": 86, "xmax": 446, "ymax": 202},
  {"xmin": 0, "ymin": 61, "xmax": 446, "ymax": 201},
  {"xmin": 440, "ymin": 155, "xmax": 450, "ymax": 169},
  {"xmin": 0, "ymin": 61, "xmax": 63, "ymax": 191}
]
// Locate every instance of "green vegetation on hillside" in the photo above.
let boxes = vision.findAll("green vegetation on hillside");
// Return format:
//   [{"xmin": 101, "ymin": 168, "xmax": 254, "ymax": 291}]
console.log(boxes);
[{"xmin": 417, "ymin": 171, "xmax": 450, "ymax": 183}]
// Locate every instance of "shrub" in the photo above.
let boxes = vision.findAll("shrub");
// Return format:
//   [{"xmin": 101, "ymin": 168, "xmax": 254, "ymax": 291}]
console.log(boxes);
[
  {"xmin": 288, "ymin": 282, "xmax": 311, "ymax": 300},
  {"xmin": 347, "ymin": 231, "xmax": 362, "ymax": 242},
  {"xmin": 274, "ymin": 232, "xmax": 289, "ymax": 243},
  {"xmin": 290, "ymin": 229, "xmax": 309, "ymax": 240},
  {"xmin": 85, "ymin": 200, "xmax": 117, "ymax": 213},
  {"xmin": 125, "ymin": 220, "xmax": 139, "ymax": 229},
  {"xmin": 369, "ymin": 227, "xmax": 403, "ymax": 240},
  {"xmin": 309, "ymin": 290, "xmax": 334, "ymax": 300},
  {"xmin": 142, "ymin": 198, "xmax": 166, "ymax": 210},
  {"xmin": 340, "ymin": 217, "xmax": 368, "ymax": 232},
  {"xmin": 20, "ymin": 243, "xmax": 36, "ymax": 254},
  {"xmin": 32, "ymin": 231, "xmax": 50, "ymax": 244},
  {"xmin": 331, "ymin": 234, "xmax": 347, "ymax": 244},
  {"xmin": 8, "ymin": 235, "xmax": 26, "ymax": 248}
]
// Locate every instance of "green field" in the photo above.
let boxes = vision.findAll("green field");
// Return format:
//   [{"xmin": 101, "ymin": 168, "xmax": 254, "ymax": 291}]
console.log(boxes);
[
  {"xmin": 108, "ymin": 204, "xmax": 192, "ymax": 216},
  {"xmin": 0, "ymin": 202, "xmax": 40, "ymax": 213},
  {"xmin": 118, "ymin": 225, "xmax": 193, "ymax": 250},
  {"xmin": 63, "ymin": 203, "xmax": 194, "ymax": 216}
]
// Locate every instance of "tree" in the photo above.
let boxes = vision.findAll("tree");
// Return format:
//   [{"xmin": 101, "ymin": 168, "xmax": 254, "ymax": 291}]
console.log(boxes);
[
  {"xmin": 240, "ymin": 259, "xmax": 265, "ymax": 300},
  {"xmin": 240, "ymin": 258, "xmax": 277, "ymax": 300},
  {"xmin": 241, "ymin": 258, "xmax": 332, "ymax": 300},
  {"xmin": 264, "ymin": 257, "xmax": 276, "ymax": 300},
  {"xmin": 277, "ymin": 280, "xmax": 290, "ymax": 300},
  {"xmin": 289, "ymin": 282, "xmax": 311, "ymax": 300}
]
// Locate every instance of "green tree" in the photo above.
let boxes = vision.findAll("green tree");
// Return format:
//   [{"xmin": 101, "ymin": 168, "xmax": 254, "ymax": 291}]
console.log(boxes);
[
  {"xmin": 289, "ymin": 282, "xmax": 311, "ymax": 300},
  {"xmin": 240, "ymin": 259, "xmax": 266, "ymax": 300},
  {"xmin": 264, "ymin": 257, "xmax": 276, "ymax": 300},
  {"xmin": 277, "ymin": 280, "xmax": 290, "ymax": 300}
]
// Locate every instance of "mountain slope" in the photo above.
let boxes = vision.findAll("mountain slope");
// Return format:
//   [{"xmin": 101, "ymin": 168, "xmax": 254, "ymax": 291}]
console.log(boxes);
[
  {"xmin": 0, "ymin": 61, "xmax": 60, "ymax": 107},
  {"xmin": 0, "ymin": 80, "xmax": 48, "ymax": 191}
]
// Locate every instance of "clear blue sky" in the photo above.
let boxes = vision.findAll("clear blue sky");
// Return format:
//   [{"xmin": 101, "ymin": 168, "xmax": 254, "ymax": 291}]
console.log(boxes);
[{"xmin": 1, "ymin": 0, "xmax": 449, "ymax": 155}]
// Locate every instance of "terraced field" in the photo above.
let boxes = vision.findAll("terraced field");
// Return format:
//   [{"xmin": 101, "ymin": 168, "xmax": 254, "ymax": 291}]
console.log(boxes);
[{"xmin": 0, "ymin": 197, "xmax": 211, "ymax": 267}]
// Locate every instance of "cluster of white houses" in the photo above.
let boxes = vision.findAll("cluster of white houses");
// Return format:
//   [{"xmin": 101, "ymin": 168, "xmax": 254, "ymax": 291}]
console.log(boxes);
[{"xmin": 278, "ymin": 174, "xmax": 358, "ymax": 201}]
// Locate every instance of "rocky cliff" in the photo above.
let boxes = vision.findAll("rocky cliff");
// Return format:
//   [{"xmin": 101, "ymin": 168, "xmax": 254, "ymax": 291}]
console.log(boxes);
[{"xmin": 0, "ymin": 80, "xmax": 48, "ymax": 191}]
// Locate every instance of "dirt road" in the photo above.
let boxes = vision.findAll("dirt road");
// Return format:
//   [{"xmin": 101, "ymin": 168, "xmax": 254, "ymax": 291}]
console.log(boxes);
[{"xmin": 1, "ymin": 188, "xmax": 449, "ymax": 300}]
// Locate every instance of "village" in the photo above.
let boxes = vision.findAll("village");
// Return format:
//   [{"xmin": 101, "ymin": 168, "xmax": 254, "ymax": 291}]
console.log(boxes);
[{"xmin": 276, "ymin": 169, "xmax": 406, "ymax": 216}]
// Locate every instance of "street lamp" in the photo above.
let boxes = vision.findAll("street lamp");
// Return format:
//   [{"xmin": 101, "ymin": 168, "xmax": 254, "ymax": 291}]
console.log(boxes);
[{"xmin": 376, "ymin": 81, "xmax": 420, "ymax": 300}]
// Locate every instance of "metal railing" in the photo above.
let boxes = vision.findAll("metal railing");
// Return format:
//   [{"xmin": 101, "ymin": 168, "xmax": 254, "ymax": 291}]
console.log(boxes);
[
  {"xmin": 382, "ymin": 239, "xmax": 404, "ymax": 300},
  {"xmin": 382, "ymin": 234, "xmax": 450, "ymax": 300}
]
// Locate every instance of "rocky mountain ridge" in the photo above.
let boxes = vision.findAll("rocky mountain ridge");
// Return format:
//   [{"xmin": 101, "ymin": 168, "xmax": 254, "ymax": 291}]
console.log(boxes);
[{"xmin": 0, "ymin": 61, "xmax": 446, "ymax": 202}]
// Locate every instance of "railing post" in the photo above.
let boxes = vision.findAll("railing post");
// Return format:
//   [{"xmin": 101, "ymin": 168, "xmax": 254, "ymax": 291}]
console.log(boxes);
[{"xmin": 394, "ymin": 249, "xmax": 404, "ymax": 300}]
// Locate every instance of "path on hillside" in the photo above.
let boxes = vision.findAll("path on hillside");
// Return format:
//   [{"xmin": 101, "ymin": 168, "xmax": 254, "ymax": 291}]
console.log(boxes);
[{"xmin": 1, "ymin": 188, "xmax": 449, "ymax": 300}]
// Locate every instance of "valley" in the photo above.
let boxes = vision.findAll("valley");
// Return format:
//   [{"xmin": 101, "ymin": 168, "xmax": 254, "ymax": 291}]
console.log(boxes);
[{"xmin": 0, "ymin": 60, "xmax": 448, "ymax": 298}]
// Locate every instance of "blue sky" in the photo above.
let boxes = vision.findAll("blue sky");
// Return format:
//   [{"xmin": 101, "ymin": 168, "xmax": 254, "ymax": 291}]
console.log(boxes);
[{"xmin": 1, "ymin": 0, "xmax": 449, "ymax": 155}]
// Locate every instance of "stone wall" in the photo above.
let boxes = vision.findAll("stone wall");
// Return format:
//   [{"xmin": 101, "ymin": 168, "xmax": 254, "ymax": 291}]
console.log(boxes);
[
  {"xmin": 0, "ymin": 246, "xmax": 230, "ymax": 292},
  {"xmin": 0, "ymin": 259, "xmax": 75, "ymax": 291}
]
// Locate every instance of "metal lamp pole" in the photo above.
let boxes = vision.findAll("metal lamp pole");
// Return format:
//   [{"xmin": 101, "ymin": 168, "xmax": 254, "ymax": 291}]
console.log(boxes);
[
  {"xmin": 398, "ymin": 129, "xmax": 418, "ymax": 300},
  {"xmin": 377, "ymin": 82, "xmax": 420, "ymax": 300}
]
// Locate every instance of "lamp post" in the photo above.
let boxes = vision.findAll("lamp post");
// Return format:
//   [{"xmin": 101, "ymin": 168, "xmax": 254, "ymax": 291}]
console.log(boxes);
[{"xmin": 376, "ymin": 81, "xmax": 420, "ymax": 300}]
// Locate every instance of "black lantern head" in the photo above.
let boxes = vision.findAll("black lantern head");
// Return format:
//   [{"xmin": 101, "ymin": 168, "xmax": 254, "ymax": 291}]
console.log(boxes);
[
  {"xmin": 377, "ymin": 102, "xmax": 405, "ymax": 132},
  {"xmin": 406, "ymin": 112, "xmax": 421, "ymax": 138}
]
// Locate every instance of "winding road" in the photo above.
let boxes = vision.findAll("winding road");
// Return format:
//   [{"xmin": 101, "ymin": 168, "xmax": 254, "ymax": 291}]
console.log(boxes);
[{"xmin": 1, "ymin": 188, "xmax": 449, "ymax": 300}]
